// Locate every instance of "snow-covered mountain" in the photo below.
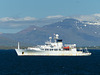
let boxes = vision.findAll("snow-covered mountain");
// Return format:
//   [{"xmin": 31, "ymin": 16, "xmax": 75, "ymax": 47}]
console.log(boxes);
[
  {"xmin": 1, "ymin": 14, "xmax": 100, "ymax": 46},
  {"xmin": 1, "ymin": 18, "xmax": 100, "ymax": 46},
  {"xmin": 73, "ymin": 13, "xmax": 100, "ymax": 25},
  {"xmin": 1, "ymin": 14, "xmax": 100, "ymax": 33}
]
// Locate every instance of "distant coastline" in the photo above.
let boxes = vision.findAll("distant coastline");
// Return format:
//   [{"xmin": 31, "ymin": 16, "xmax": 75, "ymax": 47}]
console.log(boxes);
[{"xmin": 0, "ymin": 46, "xmax": 27, "ymax": 50}]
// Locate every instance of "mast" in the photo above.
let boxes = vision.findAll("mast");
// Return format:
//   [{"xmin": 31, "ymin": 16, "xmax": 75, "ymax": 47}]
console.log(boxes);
[
  {"xmin": 54, "ymin": 34, "xmax": 59, "ymax": 43},
  {"xmin": 18, "ymin": 42, "xmax": 20, "ymax": 49},
  {"xmin": 49, "ymin": 37, "xmax": 52, "ymax": 43}
]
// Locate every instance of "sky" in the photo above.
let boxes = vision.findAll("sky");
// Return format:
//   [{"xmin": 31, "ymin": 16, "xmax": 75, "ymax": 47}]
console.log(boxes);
[
  {"xmin": 0, "ymin": 0, "xmax": 100, "ymax": 18},
  {"xmin": 0, "ymin": 0, "xmax": 100, "ymax": 33}
]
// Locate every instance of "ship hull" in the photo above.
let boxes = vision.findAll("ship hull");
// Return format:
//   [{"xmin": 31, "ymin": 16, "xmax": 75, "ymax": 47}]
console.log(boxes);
[{"xmin": 15, "ymin": 49, "xmax": 91, "ymax": 56}]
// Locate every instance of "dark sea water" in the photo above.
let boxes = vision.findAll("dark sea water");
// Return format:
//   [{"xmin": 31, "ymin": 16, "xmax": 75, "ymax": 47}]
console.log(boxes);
[{"xmin": 0, "ymin": 50, "xmax": 100, "ymax": 75}]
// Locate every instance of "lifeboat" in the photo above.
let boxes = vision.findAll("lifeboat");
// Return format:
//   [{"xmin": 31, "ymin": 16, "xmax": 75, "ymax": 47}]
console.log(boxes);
[{"xmin": 63, "ymin": 46, "xmax": 69, "ymax": 49}]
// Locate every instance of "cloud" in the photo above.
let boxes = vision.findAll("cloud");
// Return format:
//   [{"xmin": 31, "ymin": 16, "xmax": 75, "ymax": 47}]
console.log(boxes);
[
  {"xmin": 46, "ymin": 15, "xmax": 64, "ymax": 19},
  {"xmin": 73, "ymin": 13, "xmax": 100, "ymax": 22},
  {"xmin": 0, "ymin": 17, "xmax": 38, "ymax": 31},
  {"xmin": 23, "ymin": 17, "xmax": 36, "ymax": 21},
  {"xmin": 0, "ymin": 17, "xmax": 37, "ymax": 22},
  {"xmin": 2, "ymin": 14, "xmax": 100, "ymax": 33},
  {"xmin": 72, "ymin": 13, "xmax": 100, "ymax": 26},
  {"xmin": 93, "ymin": 13, "xmax": 100, "ymax": 17}
]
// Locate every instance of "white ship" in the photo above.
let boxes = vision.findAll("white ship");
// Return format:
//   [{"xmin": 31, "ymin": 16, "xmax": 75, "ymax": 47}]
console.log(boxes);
[{"xmin": 15, "ymin": 34, "xmax": 91, "ymax": 56}]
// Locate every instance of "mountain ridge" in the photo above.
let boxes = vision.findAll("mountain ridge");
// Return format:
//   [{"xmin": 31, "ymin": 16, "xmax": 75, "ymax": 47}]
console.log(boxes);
[{"xmin": 1, "ymin": 18, "xmax": 100, "ymax": 46}]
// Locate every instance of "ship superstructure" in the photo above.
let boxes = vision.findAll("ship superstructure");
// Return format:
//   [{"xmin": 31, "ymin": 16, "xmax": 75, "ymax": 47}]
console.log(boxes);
[{"xmin": 15, "ymin": 34, "xmax": 91, "ymax": 56}]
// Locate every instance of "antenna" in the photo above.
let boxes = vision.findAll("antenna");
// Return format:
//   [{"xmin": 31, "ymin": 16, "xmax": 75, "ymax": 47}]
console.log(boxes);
[
  {"xmin": 54, "ymin": 34, "xmax": 59, "ymax": 43},
  {"xmin": 49, "ymin": 37, "xmax": 52, "ymax": 42},
  {"xmin": 56, "ymin": 34, "xmax": 59, "ymax": 39}
]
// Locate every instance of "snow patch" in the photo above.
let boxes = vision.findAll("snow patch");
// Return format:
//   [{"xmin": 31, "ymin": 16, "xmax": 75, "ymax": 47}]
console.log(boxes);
[
  {"xmin": 57, "ymin": 26, "xmax": 59, "ymax": 27},
  {"xmin": 84, "ymin": 25, "xmax": 87, "ymax": 27},
  {"xmin": 34, "ymin": 28, "xmax": 36, "ymax": 30},
  {"xmin": 94, "ymin": 32, "xmax": 97, "ymax": 34}
]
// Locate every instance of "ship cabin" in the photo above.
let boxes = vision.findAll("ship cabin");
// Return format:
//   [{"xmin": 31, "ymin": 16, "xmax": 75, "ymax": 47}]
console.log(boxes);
[
  {"xmin": 40, "ymin": 39, "xmax": 76, "ymax": 51},
  {"xmin": 40, "ymin": 39, "xmax": 63, "ymax": 51},
  {"xmin": 28, "ymin": 34, "xmax": 77, "ymax": 51}
]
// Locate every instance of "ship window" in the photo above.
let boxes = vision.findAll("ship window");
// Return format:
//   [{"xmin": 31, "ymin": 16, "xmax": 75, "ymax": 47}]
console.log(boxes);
[
  {"xmin": 22, "ymin": 52, "xmax": 24, "ymax": 54},
  {"xmin": 59, "ymin": 49, "xmax": 61, "ymax": 51},
  {"xmin": 54, "ymin": 49, "xmax": 58, "ymax": 51},
  {"xmin": 50, "ymin": 49, "xmax": 53, "ymax": 51},
  {"xmin": 45, "ymin": 49, "xmax": 49, "ymax": 50}
]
